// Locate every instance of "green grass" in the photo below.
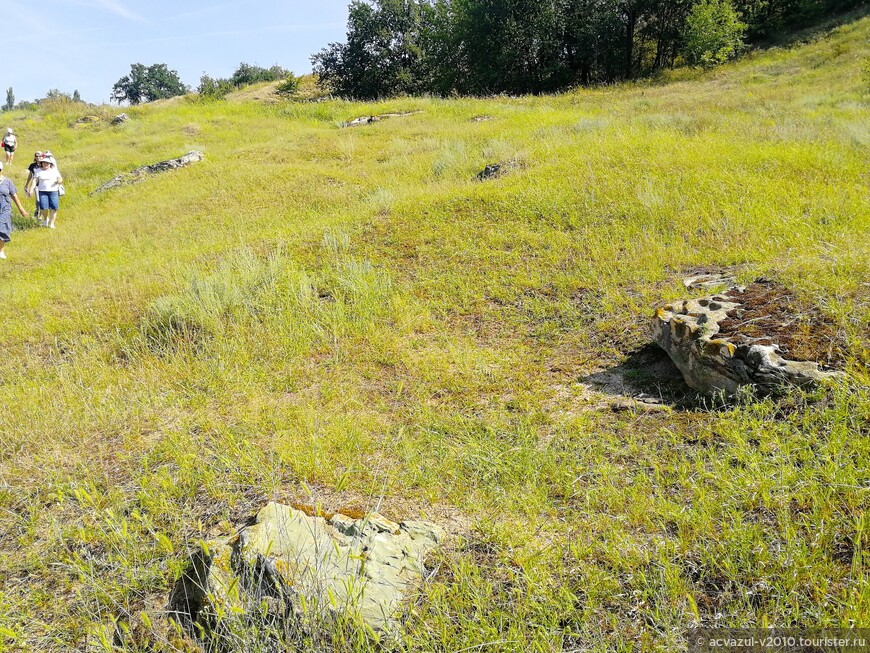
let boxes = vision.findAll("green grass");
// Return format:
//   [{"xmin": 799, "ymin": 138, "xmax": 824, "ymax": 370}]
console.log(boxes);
[{"xmin": 0, "ymin": 15, "xmax": 868, "ymax": 653}]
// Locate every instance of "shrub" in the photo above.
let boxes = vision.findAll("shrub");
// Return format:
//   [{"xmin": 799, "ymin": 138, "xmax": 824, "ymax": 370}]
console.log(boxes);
[
  {"xmin": 275, "ymin": 75, "xmax": 300, "ymax": 98},
  {"xmin": 230, "ymin": 63, "xmax": 289, "ymax": 87},
  {"xmin": 682, "ymin": 0, "xmax": 746, "ymax": 67},
  {"xmin": 197, "ymin": 73, "xmax": 234, "ymax": 100}
]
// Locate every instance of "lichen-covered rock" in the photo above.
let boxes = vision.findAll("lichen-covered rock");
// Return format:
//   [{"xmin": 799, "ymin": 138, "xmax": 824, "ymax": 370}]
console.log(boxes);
[
  {"xmin": 652, "ymin": 290, "xmax": 843, "ymax": 396},
  {"xmin": 341, "ymin": 111, "xmax": 422, "ymax": 128},
  {"xmin": 173, "ymin": 502, "xmax": 443, "ymax": 642},
  {"xmin": 682, "ymin": 272, "xmax": 737, "ymax": 291},
  {"xmin": 92, "ymin": 151, "xmax": 204, "ymax": 194},
  {"xmin": 343, "ymin": 115, "xmax": 380, "ymax": 127}
]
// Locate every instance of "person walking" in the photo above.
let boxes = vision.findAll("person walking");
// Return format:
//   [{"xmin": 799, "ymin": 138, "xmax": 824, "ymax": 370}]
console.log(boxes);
[
  {"xmin": 3, "ymin": 129, "xmax": 17, "ymax": 165},
  {"xmin": 0, "ymin": 162, "xmax": 30, "ymax": 259},
  {"xmin": 31, "ymin": 155, "xmax": 63, "ymax": 228},
  {"xmin": 24, "ymin": 151, "xmax": 43, "ymax": 218}
]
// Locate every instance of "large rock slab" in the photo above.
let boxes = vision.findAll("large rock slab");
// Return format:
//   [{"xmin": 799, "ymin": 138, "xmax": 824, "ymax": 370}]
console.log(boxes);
[
  {"xmin": 652, "ymin": 282, "xmax": 844, "ymax": 396},
  {"xmin": 173, "ymin": 502, "xmax": 443, "ymax": 642},
  {"xmin": 92, "ymin": 150, "xmax": 204, "ymax": 194}
]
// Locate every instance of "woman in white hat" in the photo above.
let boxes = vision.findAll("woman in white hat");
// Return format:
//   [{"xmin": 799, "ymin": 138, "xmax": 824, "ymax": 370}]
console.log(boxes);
[
  {"xmin": 0, "ymin": 161, "xmax": 30, "ymax": 258},
  {"xmin": 33, "ymin": 155, "xmax": 63, "ymax": 228},
  {"xmin": 2, "ymin": 128, "xmax": 17, "ymax": 165}
]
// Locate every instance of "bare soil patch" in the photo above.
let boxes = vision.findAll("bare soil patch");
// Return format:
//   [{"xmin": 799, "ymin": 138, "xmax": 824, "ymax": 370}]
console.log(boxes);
[{"xmin": 718, "ymin": 280, "xmax": 846, "ymax": 368}]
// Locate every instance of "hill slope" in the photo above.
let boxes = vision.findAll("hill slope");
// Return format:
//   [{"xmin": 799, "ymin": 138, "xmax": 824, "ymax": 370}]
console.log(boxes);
[{"xmin": 0, "ymin": 16, "xmax": 868, "ymax": 653}]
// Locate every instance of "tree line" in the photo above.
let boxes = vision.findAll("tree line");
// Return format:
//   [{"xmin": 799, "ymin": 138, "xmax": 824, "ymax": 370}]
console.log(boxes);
[
  {"xmin": 312, "ymin": 0, "xmax": 864, "ymax": 99},
  {"xmin": 111, "ymin": 62, "xmax": 298, "ymax": 105}
]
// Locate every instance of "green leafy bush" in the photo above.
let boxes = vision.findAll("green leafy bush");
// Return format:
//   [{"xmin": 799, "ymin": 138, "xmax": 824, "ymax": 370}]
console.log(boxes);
[
  {"xmin": 683, "ymin": 0, "xmax": 747, "ymax": 67},
  {"xmin": 197, "ymin": 73, "xmax": 234, "ymax": 100},
  {"xmin": 275, "ymin": 75, "xmax": 300, "ymax": 98}
]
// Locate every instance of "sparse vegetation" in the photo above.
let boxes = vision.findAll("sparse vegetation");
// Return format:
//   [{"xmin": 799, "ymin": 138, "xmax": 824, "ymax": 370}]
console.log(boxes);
[{"xmin": 0, "ymin": 13, "xmax": 867, "ymax": 653}]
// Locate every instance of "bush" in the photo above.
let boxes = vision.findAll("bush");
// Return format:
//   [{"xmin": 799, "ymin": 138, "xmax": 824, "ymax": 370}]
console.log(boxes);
[
  {"xmin": 682, "ymin": 0, "xmax": 747, "ymax": 66},
  {"xmin": 230, "ymin": 63, "xmax": 289, "ymax": 87},
  {"xmin": 197, "ymin": 74, "xmax": 234, "ymax": 100},
  {"xmin": 275, "ymin": 75, "xmax": 300, "ymax": 98}
]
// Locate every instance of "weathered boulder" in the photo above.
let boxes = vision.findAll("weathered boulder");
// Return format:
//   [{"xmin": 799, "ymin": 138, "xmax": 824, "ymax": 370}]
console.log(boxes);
[
  {"xmin": 111, "ymin": 113, "xmax": 130, "ymax": 125},
  {"xmin": 652, "ymin": 282, "xmax": 844, "ymax": 396},
  {"xmin": 476, "ymin": 160, "xmax": 521, "ymax": 181},
  {"xmin": 344, "ymin": 115, "xmax": 380, "ymax": 127},
  {"xmin": 173, "ymin": 502, "xmax": 443, "ymax": 642},
  {"xmin": 341, "ymin": 111, "xmax": 422, "ymax": 128},
  {"xmin": 92, "ymin": 151, "xmax": 204, "ymax": 194}
]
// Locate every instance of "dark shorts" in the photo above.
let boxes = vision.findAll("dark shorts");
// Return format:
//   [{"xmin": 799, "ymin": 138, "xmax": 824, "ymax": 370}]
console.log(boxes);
[
  {"xmin": 0, "ymin": 231, "xmax": 9, "ymax": 242},
  {"xmin": 3, "ymin": 144, "xmax": 14, "ymax": 153},
  {"xmin": 39, "ymin": 191, "xmax": 59, "ymax": 211}
]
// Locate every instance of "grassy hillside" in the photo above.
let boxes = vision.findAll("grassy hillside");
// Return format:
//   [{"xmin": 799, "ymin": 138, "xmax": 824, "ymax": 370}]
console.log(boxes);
[{"xmin": 0, "ymin": 15, "xmax": 868, "ymax": 653}]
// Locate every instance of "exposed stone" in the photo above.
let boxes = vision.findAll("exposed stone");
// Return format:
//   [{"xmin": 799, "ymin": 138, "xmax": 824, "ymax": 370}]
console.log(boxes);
[
  {"xmin": 652, "ymin": 284, "xmax": 844, "ymax": 396},
  {"xmin": 476, "ymin": 160, "xmax": 521, "ymax": 181},
  {"xmin": 73, "ymin": 115, "xmax": 101, "ymax": 127},
  {"xmin": 111, "ymin": 113, "xmax": 130, "ymax": 125},
  {"xmin": 344, "ymin": 115, "xmax": 380, "ymax": 127},
  {"xmin": 341, "ymin": 111, "xmax": 422, "ymax": 128},
  {"xmin": 92, "ymin": 151, "xmax": 204, "ymax": 194},
  {"xmin": 683, "ymin": 272, "xmax": 738, "ymax": 291},
  {"xmin": 470, "ymin": 115, "xmax": 494, "ymax": 123},
  {"xmin": 172, "ymin": 502, "xmax": 443, "ymax": 643}
]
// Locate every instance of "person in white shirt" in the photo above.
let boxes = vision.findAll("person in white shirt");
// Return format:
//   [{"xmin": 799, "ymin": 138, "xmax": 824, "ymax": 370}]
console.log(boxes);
[
  {"xmin": 30, "ymin": 156, "xmax": 63, "ymax": 228},
  {"xmin": 2, "ymin": 129, "xmax": 17, "ymax": 165}
]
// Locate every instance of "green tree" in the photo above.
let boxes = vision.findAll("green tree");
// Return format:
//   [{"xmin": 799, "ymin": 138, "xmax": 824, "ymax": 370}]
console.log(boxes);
[
  {"xmin": 111, "ymin": 63, "xmax": 187, "ymax": 105},
  {"xmin": 43, "ymin": 89, "xmax": 72, "ymax": 101},
  {"xmin": 230, "ymin": 63, "xmax": 289, "ymax": 87},
  {"xmin": 312, "ymin": 0, "xmax": 431, "ymax": 99},
  {"xmin": 683, "ymin": 0, "xmax": 746, "ymax": 65},
  {"xmin": 2, "ymin": 88, "xmax": 13, "ymax": 111},
  {"xmin": 72, "ymin": 89, "xmax": 81, "ymax": 102}
]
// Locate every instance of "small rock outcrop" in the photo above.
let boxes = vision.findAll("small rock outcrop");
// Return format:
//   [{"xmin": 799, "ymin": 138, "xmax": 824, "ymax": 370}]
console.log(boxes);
[
  {"xmin": 476, "ymin": 160, "xmax": 521, "ymax": 181},
  {"xmin": 172, "ymin": 502, "xmax": 443, "ymax": 642},
  {"xmin": 682, "ymin": 272, "xmax": 737, "ymax": 291},
  {"xmin": 653, "ymin": 280, "xmax": 844, "ymax": 396},
  {"xmin": 93, "ymin": 151, "xmax": 204, "ymax": 194},
  {"xmin": 344, "ymin": 115, "xmax": 380, "ymax": 127},
  {"xmin": 111, "ymin": 113, "xmax": 130, "ymax": 125},
  {"xmin": 341, "ymin": 111, "xmax": 422, "ymax": 128}
]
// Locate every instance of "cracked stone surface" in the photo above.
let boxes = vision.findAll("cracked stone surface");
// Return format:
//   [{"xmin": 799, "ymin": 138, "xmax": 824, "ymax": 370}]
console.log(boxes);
[
  {"xmin": 93, "ymin": 151, "xmax": 203, "ymax": 194},
  {"xmin": 652, "ymin": 285, "xmax": 844, "ymax": 396},
  {"xmin": 682, "ymin": 272, "xmax": 738, "ymax": 291},
  {"xmin": 174, "ymin": 502, "xmax": 443, "ymax": 640}
]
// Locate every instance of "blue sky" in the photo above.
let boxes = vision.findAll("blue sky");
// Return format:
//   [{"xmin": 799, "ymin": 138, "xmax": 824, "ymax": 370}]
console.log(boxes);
[{"xmin": 4, "ymin": 0, "xmax": 350, "ymax": 104}]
